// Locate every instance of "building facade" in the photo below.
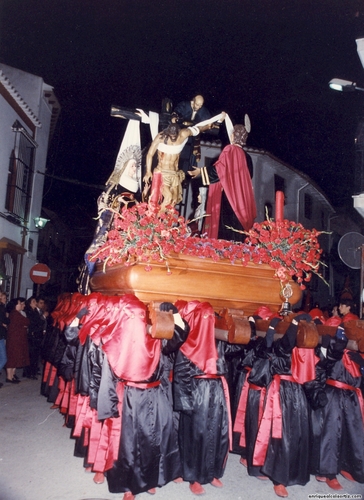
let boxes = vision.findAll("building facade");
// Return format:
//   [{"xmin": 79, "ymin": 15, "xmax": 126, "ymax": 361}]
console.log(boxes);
[{"xmin": 0, "ymin": 63, "xmax": 60, "ymax": 298}]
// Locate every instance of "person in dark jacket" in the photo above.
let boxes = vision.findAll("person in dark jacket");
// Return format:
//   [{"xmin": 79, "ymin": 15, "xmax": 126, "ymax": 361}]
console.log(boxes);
[
  {"xmin": 24, "ymin": 296, "xmax": 46, "ymax": 379},
  {"xmin": 171, "ymin": 95, "xmax": 212, "ymax": 175},
  {"xmin": 5, "ymin": 297, "xmax": 29, "ymax": 383},
  {"xmin": 0, "ymin": 292, "xmax": 9, "ymax": 387}
]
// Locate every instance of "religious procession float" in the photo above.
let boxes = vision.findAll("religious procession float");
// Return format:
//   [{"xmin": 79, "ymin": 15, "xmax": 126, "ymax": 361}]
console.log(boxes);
[{"xmin": 85, "ymin": 106, "xmax": 363, "ymax": 351}]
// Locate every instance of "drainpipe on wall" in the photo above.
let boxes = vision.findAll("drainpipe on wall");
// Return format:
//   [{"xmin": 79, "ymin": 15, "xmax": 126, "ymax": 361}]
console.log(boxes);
[{"xmin": 17, "ymin": 225, "xmax": 27, "ymax": 297}]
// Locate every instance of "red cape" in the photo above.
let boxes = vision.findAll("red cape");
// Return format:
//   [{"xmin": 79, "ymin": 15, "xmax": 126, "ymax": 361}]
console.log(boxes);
[
  {"xmin": 176, "ymin": 300, "xmax": 218, "ymax": 374},
  {"xmin": 205, "ymin": 144, "xmax": 257, "ymax": 239},
  {"xmin": 100, "ymin": 294, "xmax": 161, "ymax": 381}
]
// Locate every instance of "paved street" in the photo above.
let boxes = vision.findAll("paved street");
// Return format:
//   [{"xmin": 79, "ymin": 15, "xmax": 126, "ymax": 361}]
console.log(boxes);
[{"xmin": 0, "ymin": 369, "xmax": 363, "ymax": 500}]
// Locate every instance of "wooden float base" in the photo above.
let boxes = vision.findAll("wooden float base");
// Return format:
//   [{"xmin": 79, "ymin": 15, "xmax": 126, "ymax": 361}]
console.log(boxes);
[{"xmin": 90, "ymin": 253, "xmax": 302, "ymax": 317}]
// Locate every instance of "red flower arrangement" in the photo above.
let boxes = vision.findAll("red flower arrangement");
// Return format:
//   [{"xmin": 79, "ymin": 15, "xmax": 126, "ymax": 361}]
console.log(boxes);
[
  {"xmin": 89, "ymin": 203, "xmax": 326, "ymax": 289},
  {"xmin": 239, "ymin": 217, "xmax": 328, "ymax": 289},
  {"xmin": 89, "ymin": 202, "xmax": 250, "ymax": 271}
]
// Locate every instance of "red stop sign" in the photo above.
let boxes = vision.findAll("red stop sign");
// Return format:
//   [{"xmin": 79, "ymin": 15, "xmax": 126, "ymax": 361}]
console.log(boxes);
[{"xmin": 30, "ymin": 263, "xmax": 51, "ymax": 284}]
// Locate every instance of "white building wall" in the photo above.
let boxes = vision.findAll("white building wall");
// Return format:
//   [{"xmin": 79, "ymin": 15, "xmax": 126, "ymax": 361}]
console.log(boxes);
[
  {"xmin": 22, "ymin": 82, "xmax": 54, "ymax": 294},
  {"xmin": 0, "ymin": 63, "xmax": 59, "ymax": 298},
  {"xmin": 1, "ymin": 65, "xmax": 44, "ymax": 119}
]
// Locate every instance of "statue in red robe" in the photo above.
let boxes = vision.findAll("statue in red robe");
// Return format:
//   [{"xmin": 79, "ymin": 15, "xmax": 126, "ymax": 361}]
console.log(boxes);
[{"xmin": 189, "ymin": 123, "xmax": 257, "ymax": 241}]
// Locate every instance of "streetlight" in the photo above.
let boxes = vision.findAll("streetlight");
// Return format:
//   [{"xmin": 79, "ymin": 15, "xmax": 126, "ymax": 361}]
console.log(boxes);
[
  {"xmin": 329, "ymin": 78, "xmax": 364, "ymax": 92},
  {"xmin": 20, "ymin": 216, "xmax": 50, "ymax": 237},
  {"xmin": 33, "ymin": 217, "xmax": 49, "ymax": 229}
]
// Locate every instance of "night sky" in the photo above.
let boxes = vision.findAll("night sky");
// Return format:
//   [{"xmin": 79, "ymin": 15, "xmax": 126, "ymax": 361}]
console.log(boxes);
[{"xmin": 1, "ymin": 0, "xmax": 364, "ymax": 223}]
